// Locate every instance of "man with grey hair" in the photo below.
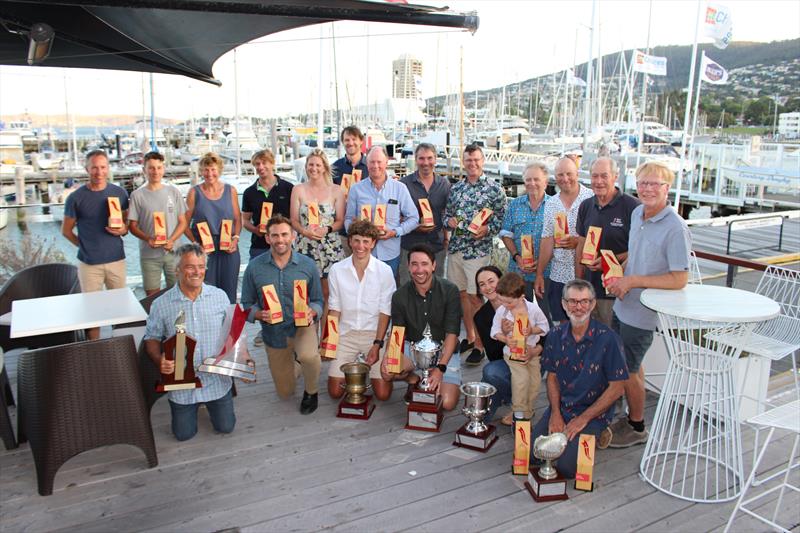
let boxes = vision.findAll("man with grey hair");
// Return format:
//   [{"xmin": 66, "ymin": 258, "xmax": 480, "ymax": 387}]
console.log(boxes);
[
  {"xmin": 344, "ymin": 145, "xmax": 419, "ymax": 276},
  {"xmin": 530, "ymin": 278, "xmax": 628, "ymax": 479},
  {"xmin": 144, "ymin": 243, "xmax": 243, "ymax": 441},
  {"xmin": 574, "ymin": 157, "xmax": 640, "ymax": 326},
  {"xmin": 535, "ymin": 156, "xmax": 593, "ymax": 325},
  {"xmin": 398, "ymin": 142, "xmax": 451, "ymax": 285}
]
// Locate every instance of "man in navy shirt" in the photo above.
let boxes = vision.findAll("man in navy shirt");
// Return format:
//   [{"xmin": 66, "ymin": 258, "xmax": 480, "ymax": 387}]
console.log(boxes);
[
  {"xmin": 532, "ymin": 279, "xmax": 628, "ymax": 479},
  {"xmin": 241, "ymin": 149, "xmax": 294, "ymax": 260},
  {"xmin": 574, "ymin": 157, "xmax": 640, "ymax": 326},
  {"xmin": 331, "ymin": 125, "xmax": 369, "ymax": 254},
  {"xmin": 62, "ymin": 149, "xmax": 129, "ymax": 340}
]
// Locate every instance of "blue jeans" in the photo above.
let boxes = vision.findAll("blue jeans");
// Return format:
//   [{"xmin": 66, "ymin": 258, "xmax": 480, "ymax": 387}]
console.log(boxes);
[
  {"xmin": 482, "ymin": 359, "xmax": 511, "ymax": 421},
  {"xmin": 546, "ymin": 280, "xmax": 567, "ymax": 323},
  {"xmin": 382, "ymin": 255, "xmax": 400, "ymax": 278},
  {"xmin": 530, "ymin": 408, "xmax": 606, "ymax": 479},
  {"xmin": 168, "ymin": 389, "xmax": 236, "ymax": 441}
]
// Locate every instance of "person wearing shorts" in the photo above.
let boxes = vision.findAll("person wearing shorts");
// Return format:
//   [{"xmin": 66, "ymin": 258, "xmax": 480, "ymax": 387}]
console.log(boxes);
[
  {"xmin": 128, "ymin": 151, "xmax": 188, "ymax": 296},
  {"xmin": 381, "ymin": 244, "xmax": 463, "ymax": 411},
  {"xmin": 444, "ymin": 144, "xmax": 506, "ymax": 358},
  {"xmin": 61, "ymin": 149, "xmax": 129, "ymax": 340},
  {"xmin": 326, "ymin": 220, "xmax": 396, "ymax": 401}
]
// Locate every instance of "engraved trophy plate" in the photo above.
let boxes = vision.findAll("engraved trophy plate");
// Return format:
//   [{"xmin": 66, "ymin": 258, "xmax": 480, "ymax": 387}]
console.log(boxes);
[
  {"xmin": 337, "ymin": 359, "xmax": 375, "ymax": 420},
  {"xmin": 157, "ymin": 310, "xmax": 202, "ymax": 392},
  {"xmin": 525, "ymin": 432, "xmax": 569, "ymax": 502},
  {"xmin": 199, "ymin": 304, "xmax": 256, "ymax": 381},
  {"xmin": 453, "ymin": 382, "xmax": 498, "ymax": 452},
  {"xmin": 405, "ymin": 324, "xmax": 443, "ymax": 432}
]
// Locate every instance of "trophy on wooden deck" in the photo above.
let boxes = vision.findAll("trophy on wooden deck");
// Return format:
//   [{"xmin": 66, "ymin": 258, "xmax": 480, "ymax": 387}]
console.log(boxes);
[
  {"xmin": 525, "ymin": 432, "xmax": 569, "ymax": 502},
  {"xmin": 156, "ymin": 310, "xmax": 202, "ymax": 392},
  {"xmin": 405, "ymin": 324, "xmax": 443, "ymax": 432},
  {"xmin": 337, "ymin": 354, "xmax": 375, "ymax": 420},
  {"xmin": 453, "ymin": 382, "xmax": 498, "ymax": 452},
  {"xmin": 199, "ymin": 304, "xmax": 256, "ymax": 381}
]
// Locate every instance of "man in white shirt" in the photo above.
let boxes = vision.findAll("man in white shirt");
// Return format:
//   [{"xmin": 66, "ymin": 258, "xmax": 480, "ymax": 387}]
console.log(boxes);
[{"xmin": 327, "ymin": 219, "xmax": 397, "ymax": 401}]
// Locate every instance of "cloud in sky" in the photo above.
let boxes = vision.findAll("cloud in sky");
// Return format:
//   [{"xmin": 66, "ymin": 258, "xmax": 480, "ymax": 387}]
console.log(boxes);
[{"xmin": 0, "ymin": 0, "xmax": 798, "ymax": 120}]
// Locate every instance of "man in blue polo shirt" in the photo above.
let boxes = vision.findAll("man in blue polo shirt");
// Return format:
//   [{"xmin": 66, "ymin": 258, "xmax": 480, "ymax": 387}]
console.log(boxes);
[
  {"xmin": 344, "ymin": 146, "xmax": 419, "ymax": 276},
  {"xmin": 575, "ymin": 157, "xmax": 640, "ymax": 326},
  {"xmin": 61, "ymin": 149, "xmax": 129, "ymax": 340},
  {"xmin": 605, "ymin": 161, "xmax": 691, "ymax": 448},
  {"xmin": 532, "ymin": 279, "xmax": 628, "ymax": 479}
]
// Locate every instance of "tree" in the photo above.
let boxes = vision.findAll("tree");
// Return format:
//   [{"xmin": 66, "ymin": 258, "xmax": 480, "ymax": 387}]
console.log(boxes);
[{"xmin": 743, "ymin": 97, "xmax": 773, "ymax": 125}]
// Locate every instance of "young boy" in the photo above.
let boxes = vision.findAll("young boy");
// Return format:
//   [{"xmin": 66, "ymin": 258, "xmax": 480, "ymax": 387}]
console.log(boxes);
[{"xmin": 490, "ymin": 272, "xmax": 549, "ymax": 425}]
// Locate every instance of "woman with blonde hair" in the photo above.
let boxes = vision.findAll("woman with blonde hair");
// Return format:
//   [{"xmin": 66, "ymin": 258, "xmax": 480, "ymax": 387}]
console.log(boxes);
[
  {"xmin": 289, "ymin": 149, "xmax": 346, "ymax": 318},
  {"xmin": 183, "ymin": 152, "xmax": 241, "ymax": 303}
]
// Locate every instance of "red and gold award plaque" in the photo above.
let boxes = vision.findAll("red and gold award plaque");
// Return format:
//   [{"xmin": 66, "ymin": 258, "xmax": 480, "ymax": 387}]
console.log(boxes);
[
  {"xmin": 520, "ymin": 235, "xmax": 535, "ymax": 269},
  {"xmin": 307, "ymin": 201, "xmax": 320, "ymax": 226},
  {"xmin": 374, "ymin": 204, "xmax": 387, "ymax": 231},
  {"xmin": 319, "ymin": 315, "xmax": 339, "ymax": 360},
  {"xmin": 575, "ymin": 434, "xmax": 595, "ymax": 492},
  {"xmin": 153, "ymin": 211, "xmax": 168, "ymax": 245},
  {"xmin": 385, "ymin": 326, "xmax": 405, "ymax": 374},
  {"xmin": 352, "ymin": 169, "xmax": 362, "ymax": 182},
  {"xmin": 196, "ymin": 222, "xmax": 215, "ymax": 253},
  {"xmin": 581, "ymin": 226, "xmax": 602, "ymax": 265},
  {"xmin": 359, "ymin": 204, "xmax": 372, "ymax": 221},
  {"xmin": 260, "ymin": 284, "xmax": 283, "ymax": 324},
  {"xmin": 554, "ymin": 212, "xmax": 568, "ymax": 240},
  {"xmin": 600, "ymin": 249, "xmax": 624, "ymax": 294},
  {"xmin": 293, "ymin": 279, "xmax": 311, "ymax": 327},
  {"xmin": 156, "ymin": 309, "xmax": 202, "ymax": 392},
  {"xmin": 418, "ymin": 198, "xmax": 435, "ymax": 227},
  {"xmin": 509, "ymin": 313, "xmax": 529, "ymax": 362},
  {"xmin": 219, "ymin": 219, "xmax": 233, "ymax": 251},
  {"xmin": 107, "ymin": 197, "xmax": 123, "ymax": 229},
  {"xmin": 467, "ymin": 208, "xmax": 493, "ymax": 234},
  {"xmin": 341, "ymin": 174, "xmax": 353, "ymax": 195},
  {"xmin": 258, "ymin": 202, "xmax": 273, "ymax": 233}
]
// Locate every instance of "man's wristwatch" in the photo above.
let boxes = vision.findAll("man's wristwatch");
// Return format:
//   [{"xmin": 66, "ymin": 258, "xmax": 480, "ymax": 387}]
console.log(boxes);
[
  {"xmin": 373, "ymin": 339, "xmax": 384, "ymax": 348},
  {"xmin": 436, "ymin": 363, "xmax": 447, "ymax": 373}
]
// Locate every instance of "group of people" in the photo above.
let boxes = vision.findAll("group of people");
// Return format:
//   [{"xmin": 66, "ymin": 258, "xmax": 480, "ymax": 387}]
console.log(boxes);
[{"xmin": 61, "ymin": 125, "xmax": 692, "ymax": 478}]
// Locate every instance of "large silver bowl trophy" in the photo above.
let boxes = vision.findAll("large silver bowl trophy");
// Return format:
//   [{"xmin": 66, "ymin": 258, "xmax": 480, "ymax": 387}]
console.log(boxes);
[
  {"xmin": 405, "ymin": 324, "xmax": 443, "ymax": 431},
  {"xmin": 453, "ymin": 382, "xmax": 498, "ymax": 452},
  {"xmin": 525, "ymin": 432, "xmax": 569, "ymax": 502}
]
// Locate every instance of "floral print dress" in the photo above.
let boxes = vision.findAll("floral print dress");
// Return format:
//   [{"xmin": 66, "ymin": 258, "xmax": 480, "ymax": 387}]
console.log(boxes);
[{"xmin": 295, "ymin": 201, "xmax": 344, "ymax": 277}]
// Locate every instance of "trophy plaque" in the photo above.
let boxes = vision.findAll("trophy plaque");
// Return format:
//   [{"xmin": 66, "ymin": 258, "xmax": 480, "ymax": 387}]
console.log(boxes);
[
  {"xmin": 341, "ymin": 174, "xmax": 353, "ymax": 195},
  {"xmin": 453, "ymin": 382, "xmax": 498, "ymax": 452},
  {"xmin": 156, "ymin": 310, "xmax": 202, "ymax": 392},
  {"xmin": 199, "ymin": 304, "xmax": 256, "ymax": 381},
  {"xmin": 374, "ymin": 204, "xmax": 387, "ymax": 231},
  {"xmin": 520, "ymin": 234, "xmax": 535, "ymax": 269},
  {"xmin": 219, "ymin": 219, "xmax": 233, "ymax": 251},
  {"xmin": 107, "ymin": 197, "xmax": 123, "ymax": 229},
  {"xmin": 418, "ymin": 198, "xmax": 434, "ymax": 227},
  {"xmin": 554, "ymin": 212, "xmax": 568, "ymax": 241},
  {"xmin": 337, "ymin": 359, "xmax": 375, "ymax": 420},
  {"xmin": 575, "ymin": 434, "xmax": 596, "ymax": 492},
  {"xmin": 153, "ymin": 211, "xmax": 168, "ymax": 245},
  {"xmin": 258, "ymin": 202, "xmax": 273, "ymax": 233},
  {"xmin": 467, "ymin": 207, "xmax": 493, "ymax": 234},
  {"xmin": 405, "ymin": 324, "xmax": 443, "ymax": 432},
  {"xmin": 525, "ymin": 432, "xmax": 569, "ymax": 502},
  {"xmin": 580, "ymin": 226, "xmax": 602, "ymax": 265}
]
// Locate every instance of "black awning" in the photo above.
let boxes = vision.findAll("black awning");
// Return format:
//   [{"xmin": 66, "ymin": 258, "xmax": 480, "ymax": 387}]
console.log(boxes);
[{"xmin": 0, "ymin": 0, "xmax": 478, "ymax": 85}]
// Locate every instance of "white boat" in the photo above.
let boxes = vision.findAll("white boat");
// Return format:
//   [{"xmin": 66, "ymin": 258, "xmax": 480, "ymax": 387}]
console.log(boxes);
[{"xmin": 222, "ymin": 118, "xmax": 261, "ymax": 163}]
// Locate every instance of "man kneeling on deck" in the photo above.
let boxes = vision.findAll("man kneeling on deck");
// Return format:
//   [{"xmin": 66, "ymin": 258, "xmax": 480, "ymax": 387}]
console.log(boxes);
[
  {"xmin": 144, "ymin": 243, "xmax": 239, "ymax": 441},
  {"xmin": 381, "ymin": 244, "xmax": 462, "ymax": 411},
  {"xmin": 326, "ymin": 219, "xmax": 396, "ymax": 402},
  {"xmin": 531, "ymin": 279, "xmax": 628, "ymax": 479}
]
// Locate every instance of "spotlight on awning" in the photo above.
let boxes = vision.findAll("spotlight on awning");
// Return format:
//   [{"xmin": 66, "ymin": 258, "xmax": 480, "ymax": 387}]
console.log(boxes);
[{"xmin": 27, "ymin": 23, "xmax": 53, "ymax": 65}]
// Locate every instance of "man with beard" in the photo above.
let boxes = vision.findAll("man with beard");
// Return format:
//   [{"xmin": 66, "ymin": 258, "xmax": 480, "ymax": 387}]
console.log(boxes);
[{"xmin": 530, "ymin": 279, "xmax": 628, "ymax": 479}]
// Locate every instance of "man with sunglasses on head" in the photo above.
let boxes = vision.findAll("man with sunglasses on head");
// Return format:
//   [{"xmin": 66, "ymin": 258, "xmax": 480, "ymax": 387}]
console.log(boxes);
[{"xmin": 604, "ymin": 161, "xmax": 691, "ymax": 449}]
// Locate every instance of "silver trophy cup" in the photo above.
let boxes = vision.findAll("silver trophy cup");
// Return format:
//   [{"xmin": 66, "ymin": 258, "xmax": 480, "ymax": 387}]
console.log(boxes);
[
  {"xmin": 459, "ymin": 382, "xmax": 497, "ymax": 434},
  {"xmin": 533, "ymin": 432, "xmax": 568, "ymax": 480},
  {"xmin": 409, "ymin": 324, "xmax": 441, "ymax": 391}
]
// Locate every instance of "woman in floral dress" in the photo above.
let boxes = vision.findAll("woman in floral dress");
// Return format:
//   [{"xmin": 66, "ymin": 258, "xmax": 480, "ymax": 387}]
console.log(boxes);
[{"xmin": 289, "ymin": 149, "xmax": 345, "ymax": 320}]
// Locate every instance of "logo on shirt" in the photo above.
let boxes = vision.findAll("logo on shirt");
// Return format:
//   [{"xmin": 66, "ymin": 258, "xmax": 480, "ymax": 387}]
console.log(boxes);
[{"xmin": 610, "ymin": 217, "xmax": 624, "ymax": 228}]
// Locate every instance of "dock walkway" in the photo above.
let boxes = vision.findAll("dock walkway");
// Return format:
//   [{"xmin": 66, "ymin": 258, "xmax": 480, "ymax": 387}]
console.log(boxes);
[{"xmin": 1, "ymin": 325, "xmax": 797, "ymax": 532}]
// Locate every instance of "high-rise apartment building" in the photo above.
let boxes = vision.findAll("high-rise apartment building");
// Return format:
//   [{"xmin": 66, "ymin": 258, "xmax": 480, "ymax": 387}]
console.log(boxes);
[{"xmin": 392, "ymin": 55, "xmax": 423, "ymax": 99}]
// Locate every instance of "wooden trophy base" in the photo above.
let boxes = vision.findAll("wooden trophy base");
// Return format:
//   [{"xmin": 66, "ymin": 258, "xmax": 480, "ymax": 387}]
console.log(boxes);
[
  {"xmin": 524, "ymin": 466, "xmax": 569, "ymax": 502},
  {"xmin": 337, "ymin": 395, "xmax": 376, "ymax": 420},
  {"xmin": 405, "ymin": 397, "xmax": 443, "ymax": 432},
  {"xmin": 156, "ymin": 377, "xmax": 202, "ymax": 392},
  {"xmin": 453, "ymin": 424, "xmax": 498, "ymax": 452}
]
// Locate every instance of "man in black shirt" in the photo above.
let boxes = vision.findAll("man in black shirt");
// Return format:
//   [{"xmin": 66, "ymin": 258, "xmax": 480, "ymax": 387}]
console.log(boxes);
[
  {"xmin": 241, "ymin": 149, "xmax": 293, "ymax": 260},
  {"xmin": 380, "ymin": 244, "xmax": 462, "ymax": 411}
]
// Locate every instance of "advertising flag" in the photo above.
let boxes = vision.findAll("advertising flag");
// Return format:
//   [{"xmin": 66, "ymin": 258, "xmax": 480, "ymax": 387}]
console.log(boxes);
[
  {"xmin": 631, "ymin": 50, "xmax": 667, "ymax": 76},
  {"xmin": 703, "ymin": 3, "xmax": 733, "ymax": 49},
  {"xmin": 700, "ymin": 52, "xmax": 729, "ymax": 84}
]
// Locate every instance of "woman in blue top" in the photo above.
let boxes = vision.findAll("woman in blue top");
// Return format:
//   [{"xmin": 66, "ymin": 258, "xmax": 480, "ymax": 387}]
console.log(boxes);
[{"xmin": 184, "ymin": 152, "xmax": 242, "ymax": 303}]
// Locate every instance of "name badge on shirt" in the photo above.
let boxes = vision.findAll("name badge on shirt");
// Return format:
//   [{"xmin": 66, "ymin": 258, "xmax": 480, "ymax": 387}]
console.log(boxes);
[{"xmin": 388, "ymin": 199, "xmax": 398, "ymax": 205}]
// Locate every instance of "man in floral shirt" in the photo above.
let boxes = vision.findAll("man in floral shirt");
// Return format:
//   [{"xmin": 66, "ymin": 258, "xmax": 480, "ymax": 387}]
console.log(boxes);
[
  {"xmin": 445, "ymin": 144, "xmax": 506, "ymax": 360},
  {"xmin": 531, "ymin": 279, "xmax": 628, "ymax": 479}
]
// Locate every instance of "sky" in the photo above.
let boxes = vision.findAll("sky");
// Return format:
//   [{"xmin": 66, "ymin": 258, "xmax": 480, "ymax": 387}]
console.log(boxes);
[{"xmin": 0, "ymin": 0, "xmax": 798, "ymax": 123}]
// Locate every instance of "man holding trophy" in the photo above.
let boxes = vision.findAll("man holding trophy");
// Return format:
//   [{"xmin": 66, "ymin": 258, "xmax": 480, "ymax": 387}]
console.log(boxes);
[
  {"xmin": 532, "ymin": 279, "xmax": 627, "ymax": 479},
  {"xmin": 381, "ymin": 244, "xmax": 462, "ymax": 412},
  {"xmin": 144, "ymin": 243, "xmax": 239, "ymax": 441}
]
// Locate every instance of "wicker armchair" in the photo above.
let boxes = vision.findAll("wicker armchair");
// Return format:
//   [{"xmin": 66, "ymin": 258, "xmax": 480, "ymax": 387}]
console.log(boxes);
[
  {"xmin": 0, "ymin": 263, "xmax": 82, "ymax": 352},
  {"xmin": 17, "ymin": 335, "xmax": 158, "ymax": 496},
  {"xmin": 1, "ymin": 360, "xmax": 15, "ymax": 450}
]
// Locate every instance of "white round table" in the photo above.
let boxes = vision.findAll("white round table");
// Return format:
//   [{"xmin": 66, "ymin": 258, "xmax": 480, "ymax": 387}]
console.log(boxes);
[{"xmin": 639, "ymin": 285, "xmax": 780, "ymax": 503}]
